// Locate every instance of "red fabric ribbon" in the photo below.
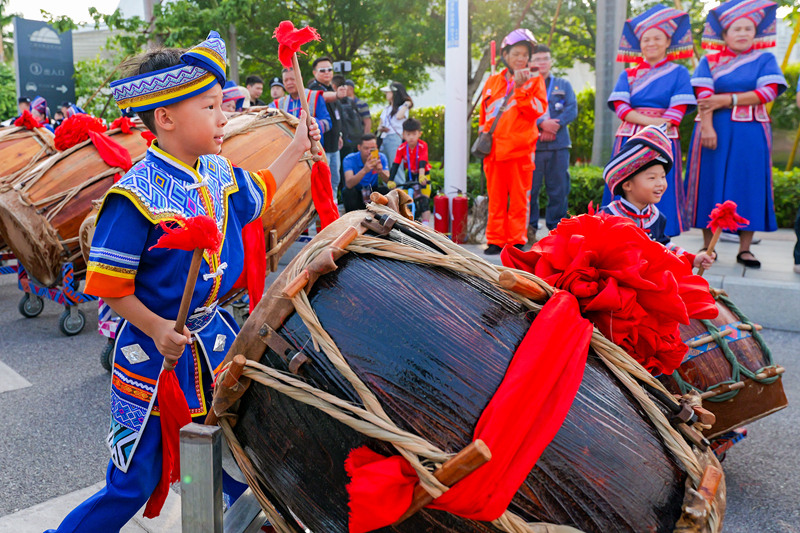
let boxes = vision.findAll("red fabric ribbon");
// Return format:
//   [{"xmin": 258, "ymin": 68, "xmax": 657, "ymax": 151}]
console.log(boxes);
[
  {"xmin": 149, "ymin": 215, "xmax": 222, "ymax": 253},
  {"xmin": 110, "ymin": 116, "xmax": 135, "ymax": 134},
  {"xmin": 143, "ymin": 370, "xmax": 192, "ymax": 518},
  {"xmin": 345, "ymin": 291, "xmax": 593, "ymax": 532},
  {"xmin": 232, "ymin": 221, "xmax": 267, "ymax": 312},
  {"xmin": 14, "ymin": 109, "xmax": 42, "ymax": 130},
  {"xmin": 311, "ymin": 158, "xmax": 339, "ymax": 229},
  {"xmin": 273, "ymin": 21, "xmax": 321, "ymax": 68},
  {"xmin": 54, "ymin": 113, "xmax": 107, "ymax": 151},
  {"xmin": 706, "ymin": 200, "xmax": 749, "ymax": 233},
  {"xmin": 88, "ymin": 130, "xmax": 133, "ymax": 184},
  {"xmin": 502, "ymin": 213, "xmax": 718, "ymax": 375},
  {"xmin": 141, "ymin": 130, "xmax": 156, "ymax": 147}
]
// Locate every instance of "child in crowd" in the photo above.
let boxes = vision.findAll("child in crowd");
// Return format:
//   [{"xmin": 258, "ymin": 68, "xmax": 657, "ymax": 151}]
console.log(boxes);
[
  {"xmin": 602, "ymin": 125, "xmax": 714, "ymax": 270},
  {"xmin": 388, "ymin": 118, "xmax": 432, "ymax": 223},
  {"xmin": 221, "ymin": 80, "xmax": 245, "ymax": 113},
  {"xmin": 45, "ymin": 31, "xmax": 320, "ymax": 533},
  {"xmin": 30, "ymin": 96, "xmax": 54, "ymax": 132}
]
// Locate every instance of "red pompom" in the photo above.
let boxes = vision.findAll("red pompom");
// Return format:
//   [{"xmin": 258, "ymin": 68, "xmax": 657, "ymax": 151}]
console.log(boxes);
[
  {"xmin": 706, "ymin": 200, "xmax": 749, "ymax": 234},
  {"xmin": 140, "ymin": 130, "xmax": 156, "ymax": 147},
  {"xmin": 110, "ymin": 116, "xmax": 135, "ymax": 134},
  {"xmin": 502, "ymin": 213, "xmax": 718, "ymax": 375},
  {"xmin": 273, "ymin": 21, "xmax": 321, "ymax": 68},
  {"xmin": 54, "ymin": 113, "xmax": 106, "ymax": 151},
  {"xmin": 14, "ymin": 109, "xmax": 43, "ymax": 130},
  {"xmin": 149, "ymin": 215, "xmax": 222, "ymax": 253}
]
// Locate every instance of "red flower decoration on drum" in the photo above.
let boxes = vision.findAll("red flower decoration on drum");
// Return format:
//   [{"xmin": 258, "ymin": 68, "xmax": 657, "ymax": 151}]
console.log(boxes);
[
  {"xmin": 502, "ymin": 213, "xmax": 718, "ymax": 375},
  {"xmin": 54, "ymin": 113, "xmax": 107, "ymax": 151},
  {"xmin": 14, "ymin": 109, "xmax": 42, "ymax": 130}
]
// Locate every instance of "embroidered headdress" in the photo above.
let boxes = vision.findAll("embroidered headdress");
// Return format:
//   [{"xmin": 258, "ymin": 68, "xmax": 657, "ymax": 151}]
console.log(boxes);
[
  {"xmin": 617, "ymin": 4, "xmax": 693, "ymax": 63},
  {"xmin": 702, "ymin": 0, "xmax": 777, "ymax": 51},
  {"xmin": 603, "ymin": 125, "xmax": 673, "ymax": 195},
  {"xmin": 222, "ymin": 81, "xmax": 245, "ymax": 104},
  {"xmin": 31, "ymin": 96, "xmax": 49, "ymax": 117},
  {"xmin": 111, "ymin": 31, "xmax": 227, "ymax": 113}
]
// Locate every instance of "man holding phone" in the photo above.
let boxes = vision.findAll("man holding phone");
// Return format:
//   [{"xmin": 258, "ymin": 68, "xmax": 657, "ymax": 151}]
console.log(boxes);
[{"xmin": 342, "ymin": 133, "xmax": 390, "ymax": 212}]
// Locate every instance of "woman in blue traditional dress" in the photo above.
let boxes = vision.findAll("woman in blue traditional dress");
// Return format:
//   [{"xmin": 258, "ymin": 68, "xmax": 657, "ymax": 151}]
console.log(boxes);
[
  {"xmin": 685, "ymin": 0, "xmax": 787, "ymax": 268},
  {"xmin": 604, "ymin": 4, "xmax": 696, "ymax": 237}
]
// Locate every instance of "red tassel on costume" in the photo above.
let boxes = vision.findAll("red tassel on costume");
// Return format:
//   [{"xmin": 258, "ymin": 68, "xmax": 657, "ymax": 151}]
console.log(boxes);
[
  {"xmin": 707, "ymin": 200, "xmax": 749, "ymax": 234},
  {"xmin": 54, "ymin": 113, "xmax": 107, "ymax": 151},
  {"xmin": 232, "ymin": 221, "xmax": 267, "ymax": 312},
  {"xmin": 149, "ymin": 215, "xmax": 222, "ymax": 253},
  {"xmin": 110, "ymin": 116, "xmax": 135, "ymax": 133},
  {"xmin": 273, "ymin": 21, "xmax": 321, "ymax": 68},
  {"xmin": 311, "ymin": 159, "xmax": 339, "ymax": 229},
  {"xmin": 142, "ymin": 369, "xmax": 192, "ymax": 518},
  {"xmin": 14, "ymin": 109, "xmax": 41, "ymax": 130}
]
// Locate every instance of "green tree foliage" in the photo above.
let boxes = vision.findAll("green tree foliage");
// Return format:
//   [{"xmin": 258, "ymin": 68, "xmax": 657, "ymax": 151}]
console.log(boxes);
[
  {"xmin": 568, "ymin": 87, "xmax": 594, "ymax": 164},
  {"xmin": 0, "ymin": 62, "xmax": 17, "ymax": 117}
]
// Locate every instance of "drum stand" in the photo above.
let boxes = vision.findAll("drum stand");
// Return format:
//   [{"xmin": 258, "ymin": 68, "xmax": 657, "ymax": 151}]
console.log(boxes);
[
  {"xmin": 16, "ymin": 261, "xmax": 97, "ymax": 336},
  {"xmin": 0, "ymin": 252, "xmax": 18, "ymax": 276},
  {"xmin": 180, "ymin": 423, "xmax": 277, "ymax": 533}
]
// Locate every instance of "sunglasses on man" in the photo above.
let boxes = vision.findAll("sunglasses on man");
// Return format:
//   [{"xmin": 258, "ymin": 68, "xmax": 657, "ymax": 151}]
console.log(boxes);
[{"xmin": 316, "ymin": 67, "xmax": 333, "ymax": 73}]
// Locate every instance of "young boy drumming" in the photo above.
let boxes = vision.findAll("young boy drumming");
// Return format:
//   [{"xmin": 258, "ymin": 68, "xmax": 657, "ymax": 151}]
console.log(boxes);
[
  {"xmin": 45, "ymin": 31, "xmax": 320, "ymax": 532},
  {"xmin": 602, "ymin": 125, "xmax": 714, "ymax": 270}
]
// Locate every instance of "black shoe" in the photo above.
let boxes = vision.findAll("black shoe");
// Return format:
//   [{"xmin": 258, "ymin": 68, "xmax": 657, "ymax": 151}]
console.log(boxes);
[
  {"xmin": 484, "ymin": 244, "xmax": 502, "ymax": 255},
  {"xmin": 736, "ymin": 251, "xmax": 761, "ymax": 269},
  {"xmin": 513, "ymin": 243, "xmax": 524, "ymax": 250}
]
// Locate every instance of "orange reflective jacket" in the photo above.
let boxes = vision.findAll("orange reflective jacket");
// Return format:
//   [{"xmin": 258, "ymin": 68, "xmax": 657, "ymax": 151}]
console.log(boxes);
[{"xmin": 479, "ymin": 69, "xmax": 548, "ymax": 161}]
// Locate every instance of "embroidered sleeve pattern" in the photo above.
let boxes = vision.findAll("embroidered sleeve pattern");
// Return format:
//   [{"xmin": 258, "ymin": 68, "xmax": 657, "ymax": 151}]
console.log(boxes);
[
  {"xmin": 754, "ymin": 83, "xmax": 778, "ymax": 103},
  {"xmin": 662, "ymin": 104, "xmax": 687, "ymax": 125},
  {"xmin": 614, "ymin": 101, "xmax": 634, "ymax": 120}
]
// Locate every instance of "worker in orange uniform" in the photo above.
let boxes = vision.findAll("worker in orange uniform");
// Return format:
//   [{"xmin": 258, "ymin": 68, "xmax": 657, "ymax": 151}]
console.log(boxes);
[{"xmin": 479, "ymin": 28, "xmax": 547, "ymax": 255}]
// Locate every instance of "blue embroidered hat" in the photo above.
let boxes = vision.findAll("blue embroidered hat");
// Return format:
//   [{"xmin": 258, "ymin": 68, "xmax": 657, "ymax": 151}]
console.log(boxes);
[
  {"xmin": 617, "ymin": 4, "xmax": 693, "ymax": 63},
  {"xmin": 31, "ymin": 96, "xmax": 49, "ymax": 117},
  {"xmin": 111, "ymin": 30, "xmax": 227, "ymax": 113},
  {"xmin": 702, "ymin": 0, "xmax": 777, "ymax": 51},
  {"xmin": 604, "ymin": 125, "xmax": 673, "ymax": 195}
]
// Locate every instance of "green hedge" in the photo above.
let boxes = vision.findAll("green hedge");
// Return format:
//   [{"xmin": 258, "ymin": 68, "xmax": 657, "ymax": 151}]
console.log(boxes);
[
  {"xmin": 568, "ymin": 88, "xmax": 595, "ymax": 164},
  {"xmin": 773, "ymin": 167, "xmax": 800, "ymax": 229}
]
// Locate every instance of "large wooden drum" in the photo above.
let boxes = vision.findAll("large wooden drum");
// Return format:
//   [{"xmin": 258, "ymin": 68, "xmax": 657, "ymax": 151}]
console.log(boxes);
[
  {"xmin": 213, "ymin": 205, "xmax": 723, "ymax": 533},
  {"xmin": 0, "ymin": 125, "xmax": 56, "ymax": 188},
  {"xmin": 0, "ymin": 125, "xmax": 150, "ymax": 286},
  {"xmin": 661, "ymin": 289, "xmax": 787, "ymax": 439},
  {"xmin": 77, "ymin": 109, "xmax": 315, "ymax": 274}
]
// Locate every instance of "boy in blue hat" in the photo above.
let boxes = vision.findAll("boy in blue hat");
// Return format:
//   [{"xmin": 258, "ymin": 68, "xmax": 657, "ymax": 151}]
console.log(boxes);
[
  {"xmin": 602, "ymin": 125, "xmax": 714, "ymax": 271},
  {"xmin": 45, "ymin": 31, "xmax": 320, "ymax": 532}
]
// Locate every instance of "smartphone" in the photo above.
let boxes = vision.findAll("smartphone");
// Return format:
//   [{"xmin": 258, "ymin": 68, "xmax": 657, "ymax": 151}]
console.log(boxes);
[
  {"xmin": 517, "ymin": 67, "xmax": 530, "ymax": 76},
  {"xmin": 370, "ymin": 149, "xmax": 379, "ymax": 160}
]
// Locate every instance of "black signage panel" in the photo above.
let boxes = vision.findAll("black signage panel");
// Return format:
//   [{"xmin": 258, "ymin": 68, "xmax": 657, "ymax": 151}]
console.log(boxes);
[{"xmin": 13, "ymin": 17, "xmax": 75, "ymax": 117}]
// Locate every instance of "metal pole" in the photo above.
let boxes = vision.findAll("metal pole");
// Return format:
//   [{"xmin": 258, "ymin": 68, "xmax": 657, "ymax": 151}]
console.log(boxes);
[
  {"xmin": 591, "ymin": 0, "xmax": 626, "ymax": 166},
  {"xmin": 444, "ymin": 0, "xmax": 468, "ymax": 209},
  {"xmin": 181, "ymin": 423, "xmax": 224, "ymax": 533}
]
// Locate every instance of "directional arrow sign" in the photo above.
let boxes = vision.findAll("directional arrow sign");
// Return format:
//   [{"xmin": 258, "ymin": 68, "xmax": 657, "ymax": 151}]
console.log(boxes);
[{"xmin": 56, "ymin": 85, "xmax": 67, "ymax": 93}]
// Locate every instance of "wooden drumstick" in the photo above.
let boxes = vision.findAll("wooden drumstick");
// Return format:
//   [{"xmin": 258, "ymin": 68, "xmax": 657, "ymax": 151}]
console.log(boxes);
[
  {"xmin": 394, "ymin": 440, "xmax": 491, "ymax": 525},
  {"xmin": 291, "ymin": 54, "xmax": 325, "ymax": 160},
  {"xmin": 164, "ymin": 247, "xmax": 204, "ymax": 371},
  {"xmin": 498, "ymin": 271, "xmax": 548, "ymax": 303}
]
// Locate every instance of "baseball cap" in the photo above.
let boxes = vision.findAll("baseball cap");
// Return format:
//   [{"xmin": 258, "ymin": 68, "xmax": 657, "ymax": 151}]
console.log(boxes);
[
  {"xmin": 379, "ymin": 81, "xmax": 393, "ymax": 92},
  {"xmin": 270, "ymin": 76, "xmax": 285, "ymax": 88},
  {"xmin": 345, "ymin": 79, "xmax": 355, "ymax": 87}
]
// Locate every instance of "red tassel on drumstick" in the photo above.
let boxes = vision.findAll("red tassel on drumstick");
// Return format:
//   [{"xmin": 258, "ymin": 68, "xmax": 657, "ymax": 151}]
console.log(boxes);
[
  {"xmin": 142, "ymin": 214, "xmax": 222, "ymax": 518},
  {"xmin": 274, "ymin": 21, "xmax": 339, "ymax": 229},
  {"xmin": 699, "ymin": 200, "xmax": 749, "ymax": 276}
]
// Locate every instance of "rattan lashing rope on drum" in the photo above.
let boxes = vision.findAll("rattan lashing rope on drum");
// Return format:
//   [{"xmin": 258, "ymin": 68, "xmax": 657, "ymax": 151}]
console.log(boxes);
[{"xmin": 219, "ymin": 203, "xmax": 723, "ymax": 533}]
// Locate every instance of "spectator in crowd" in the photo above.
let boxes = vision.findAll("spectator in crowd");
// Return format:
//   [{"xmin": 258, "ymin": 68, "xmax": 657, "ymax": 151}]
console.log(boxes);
[
  {"xmin": 345, "ymin": 79, "xmax": 372, "ymax": 133},
  {"xmin": 342, "ymin": 133, "xmax": 390, "ymax": 212},
  {"xmin": 59, "ymin": 101, "xmax": 86, "ymax": 119},
  {"xmin": 334, "ymin": 75, "xmax": 366, "ymax": 166},
  {"xmin": 478, "ymin": 29, "xmax": 547, "ymax": 255},
  {"xmin": 245, "ymin": 75, "xmax": 266, "ymax": 106},
  {"xmin": 685, "ymin": 0, "xmax": 786, "ymax": 268},
  {"xmin": 273, "ymin": 67, "xmax": 331, "ymax": 147},
  {"xmin": 30, "ymin": 96, "xmax": 54, "ymax": 132},
  {"xmin": 378, "ymin": 81, "xmax": 412, "ymax": 163},
  {"xmin": 269, "ymin": 77, "xmax": 286, "ymax": 99},
  {"xmin": 389, "ymin": 118, "xmax": 432, "ymax": 224},
  {"xmin": 794, "ymin": 90, "xmax": 800, "ymax": 274},
  {"xmin": 605, "ymin": 5, "xmax": 696, "ymax": 238},
  {"xmin": 528, "ymin": 43, "xmax": 577, "ymax": 241},
  {"xmin": 52, "ymin": 110, "xmax": 65, "ymax": 129},
  {"xmin": 17, "ymin": 96, "xmax": 30, "ymax": 116},
  {"xmin": 307, "ymin": 56, "xmax": 343, "ymax": 198}
]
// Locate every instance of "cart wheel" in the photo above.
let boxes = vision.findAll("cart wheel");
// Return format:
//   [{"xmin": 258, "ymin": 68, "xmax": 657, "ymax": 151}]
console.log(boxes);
[
  {"xmin": 100, "ymin": 340, "xmax": 114, "ymax": 372},
  {"xmin": 58, "ymin": 308, "xmax": 86, "ymax": 336},
  {"xmin": 18, "ymin": 293, "xmax": 44, "ymax": 318}
]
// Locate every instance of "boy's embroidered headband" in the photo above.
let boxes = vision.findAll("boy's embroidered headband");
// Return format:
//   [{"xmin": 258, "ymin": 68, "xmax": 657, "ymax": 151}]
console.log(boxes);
[
  {"xmin": 111, "ymin": 30, "xmax": 227, "ymax": 113},
  {"xmin": 603, "ymin": 125, "xmax": 673, "ymax": 195}
]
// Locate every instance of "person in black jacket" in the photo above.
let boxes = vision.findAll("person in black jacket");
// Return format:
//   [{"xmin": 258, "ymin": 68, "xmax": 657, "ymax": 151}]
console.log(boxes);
[{"xmin": 307, "ymin": 56, "xmax": 343, "ymax": 201}]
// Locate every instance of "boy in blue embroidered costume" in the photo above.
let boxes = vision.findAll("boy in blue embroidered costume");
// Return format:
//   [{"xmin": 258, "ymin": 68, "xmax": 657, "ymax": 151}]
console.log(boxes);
[
  {"xmin": 602, "ymin": 125, "xmax": 714, "ymax": 271},
  {"xmin": 46, "ymin": 31, "xmax": 320, "ymax": 533}
]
